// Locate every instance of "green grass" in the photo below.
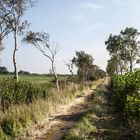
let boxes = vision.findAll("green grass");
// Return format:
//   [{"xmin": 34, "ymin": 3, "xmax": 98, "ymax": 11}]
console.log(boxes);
[{"xmin": 0, "ymin": 74, "xmax": 62, "ymax": 83}]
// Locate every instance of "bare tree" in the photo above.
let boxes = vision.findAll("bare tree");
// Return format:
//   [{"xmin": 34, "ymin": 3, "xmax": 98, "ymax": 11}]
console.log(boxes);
[
  {"xmin": 0, "ymin": 0, "xmax": 35, "ymax": 81},
  {"xmin": 64, "ymin": 59, "xmax": 75, "ymax": 85},
  {"xmin": 64, "ymin": 59, "xmax": 74, "ymax": 76},
  {"xmin": 23, "ymin": 31, "xmax": 60, "ymax": 91}
]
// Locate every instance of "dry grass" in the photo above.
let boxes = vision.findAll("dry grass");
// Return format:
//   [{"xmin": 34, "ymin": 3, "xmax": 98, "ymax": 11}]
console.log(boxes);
[{"xmin": 0, "ymin": 81, "xmax": 97, "ymax": 140}]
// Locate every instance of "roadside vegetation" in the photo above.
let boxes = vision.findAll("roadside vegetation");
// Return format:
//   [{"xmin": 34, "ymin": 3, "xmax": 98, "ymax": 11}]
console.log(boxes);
[
  {"xmin": 64, "ymin": 77, "xmax": 139, "ymax": 140},
  {"xmin": 110, "ymin": 70, "xmax": 140, "ymax": 136},
  {"xmin": 105, "ymin": 27, "xmax": 140, "ymax": 139},
  {"xmin": 0, "ymin": 77, "xmax": 93, "ymax": 139}
]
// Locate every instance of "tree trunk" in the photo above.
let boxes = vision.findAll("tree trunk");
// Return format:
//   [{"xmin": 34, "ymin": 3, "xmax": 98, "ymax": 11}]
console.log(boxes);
[
  {"xmin": 129, "ymin": 50, "xmax": 133, "ymax": 72},
  {"xmin": 130, "ymin": 59, "xmax": 133, "ymax": 72},
  {"xmin": 70, "ymin": 70, "xmax": 74, "ymax": 82},
  {"xmin": 82, "ymin": 68, "xmax": 84, "ymax": 83},
  {"xmin": 64, "ymin": 76, "xmax": 67, "ymax": 88},
  {"xmin": 120, "ymin": 65, "xmax": 123, "ymax": 75},
  {"xmin": 52, "ymin": 61, "xmax": 60, "ymax": 92},
  {"xmin": 55, "ymin": 74, "xmax": 60, "ymax": 92},
  {"xmin": 13, "ymin": 30, "xmax": 18, "ymax": 82}
]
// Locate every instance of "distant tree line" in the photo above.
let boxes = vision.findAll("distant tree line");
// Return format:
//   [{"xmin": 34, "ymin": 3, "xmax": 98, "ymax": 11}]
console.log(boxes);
[
  {"xmin": 0, "ymin": 67, "xmax": 30, "ymax": 74},
  {"xmin": 0, "ymin": 66, "xmax": 9, "ymax": 74},
  {"xmin": 71, "ymin": 51, "xmax": 106, "ymax": 83}
]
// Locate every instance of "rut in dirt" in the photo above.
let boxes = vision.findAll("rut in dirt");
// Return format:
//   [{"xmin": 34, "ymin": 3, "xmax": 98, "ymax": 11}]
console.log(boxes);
[{"xmin": 35, "ymin": 90, "xmax": 99, "ymax": 140}]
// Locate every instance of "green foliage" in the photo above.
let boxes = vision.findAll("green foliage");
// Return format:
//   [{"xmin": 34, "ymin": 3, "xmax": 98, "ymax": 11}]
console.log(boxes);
[
  {"xmin": 0, "ymin": 127, "xmax": 7, "ymax": 140},
  {"xmin": 0, "ymin": 78, "xmax": 49, "ymax": 112},
  {"xmin": 106, "ymin": 27, "xmax": 140, "ymax": 74},
  {"xmin": 72, "ymin": 51, "xmax": 106, "ymax": 82},
  {"xmin": 106, "ymin": 56, "xmax": 120, "ymax": 75},
  {"xmin": 1, "ymin": 117, "xmax": 16, "ymax": 136},
  {"xmin": 111, "ymin": 70, "xmax": 140, "ymax": 119},
  {"xmin": 126, "ymin": 95, "xmax": 140, "ymax": 118},
  {"xmin": 0, "ymin": 67, "xmax": 9, "ymax": 74},
  {"xmin": 72, "ymin": 51, "xmax": 94, "ymax": 82}
]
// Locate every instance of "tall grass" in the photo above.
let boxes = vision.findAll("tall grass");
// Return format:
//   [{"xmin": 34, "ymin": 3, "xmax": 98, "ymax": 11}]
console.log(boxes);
[
  {"xmin": 0, "ymin": 78, "xmax": 92, "ymax": 139},
  {"xmin": 0, "ymin": 78, "xmax": 53, "ymax": 113}
]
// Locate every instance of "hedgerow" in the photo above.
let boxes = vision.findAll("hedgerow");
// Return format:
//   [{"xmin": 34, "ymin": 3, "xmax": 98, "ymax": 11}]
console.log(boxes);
[{"xmin": 111, "ymin": 70, "xmax": 140, "ymax": 120}]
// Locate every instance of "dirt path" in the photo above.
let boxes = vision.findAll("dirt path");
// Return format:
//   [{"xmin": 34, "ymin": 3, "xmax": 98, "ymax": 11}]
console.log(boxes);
[
  {"xmin": 17, "ymin": 79, "xmax": 105, "ymax": 140},
  {"xmin": 62, "ymin": 78, "xmax": 136, "ymax": 140}
]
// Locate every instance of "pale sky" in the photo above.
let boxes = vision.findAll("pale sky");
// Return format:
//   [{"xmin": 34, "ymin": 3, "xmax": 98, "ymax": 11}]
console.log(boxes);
[{"xmin": 1, "ymin": 0, "xmax": 140, "ymax": 74}]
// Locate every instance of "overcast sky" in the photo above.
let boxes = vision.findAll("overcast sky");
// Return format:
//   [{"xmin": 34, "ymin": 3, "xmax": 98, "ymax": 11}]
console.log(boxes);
[{"xmin": 1, "ymin": 0, "xmax": 140, "ymax": 74}]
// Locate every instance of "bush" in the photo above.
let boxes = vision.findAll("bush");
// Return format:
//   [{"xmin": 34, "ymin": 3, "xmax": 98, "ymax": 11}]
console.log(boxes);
[
  {"xmin": 0, "ymin": 127, "xmax": 7, "ymax": 140},
  {"xmin": 110, "ymin": 70, "xmax": 140, "ymax": 120}
]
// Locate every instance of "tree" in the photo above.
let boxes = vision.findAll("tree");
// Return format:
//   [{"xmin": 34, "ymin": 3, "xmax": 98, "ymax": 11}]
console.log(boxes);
[
  {"xmin": 106, "ymin": 56, "xmax": 119, "ymax": 76},
  {"xmin": 105, "ymin": 34, "xmax": 122, "ymax": 56},
  {"xmin": 94, "ymin": 66, "xmax": 106, "ymax": 79},
  {"xmin": 0, "ymin": 0, "xmax": 35, "ymax": 81},
  {"xmin": 64, "ymin": 59, "xmax": 74, "ymax": 84},
  {"xmin": 72, "ymin": 51, "xmax": 94, "ymax": 82},
  {"xmin": 87, "ymin": 64, "xmax": 106, "ymax": 80},
  {"xmin": 18, "ymin": 70, "xmax": 30, "ymax": 75},
  {"xmin": 120, "ymin": 27, "xmax": 140, "ymax": 72},
  {"xmin": 105, "ymin": 34, "xmax": 126, "ymax": 74},
  {"xmin": 64, "ymin": 59, "xmax": 74, "ymax": 76},
  {"xmin": 0, "ymin": 7, "xmax": 12, "ymax": 51},
  {"xmin": 0, "ymin": 66, "xmax": 9, "ymax": 74},
  {"xmin": 23, "ymin": 31, "xmax": 60, "ymax": 91},
  {"xmin": 105, "ymin": 27, "xmax": 140, "ymax": 73}
]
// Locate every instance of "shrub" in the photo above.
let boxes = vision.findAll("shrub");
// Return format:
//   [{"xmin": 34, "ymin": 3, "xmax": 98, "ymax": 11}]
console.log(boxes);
[{"xmin": 111, "ymin": 70, "xmax": 140, "ymax": 120}]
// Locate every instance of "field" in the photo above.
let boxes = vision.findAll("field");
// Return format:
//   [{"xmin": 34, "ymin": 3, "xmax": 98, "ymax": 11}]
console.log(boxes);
[{"xmin": 0, "ymin": 74, "xmax": 70, "ymax": 83}]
